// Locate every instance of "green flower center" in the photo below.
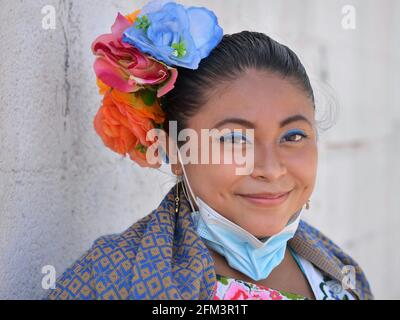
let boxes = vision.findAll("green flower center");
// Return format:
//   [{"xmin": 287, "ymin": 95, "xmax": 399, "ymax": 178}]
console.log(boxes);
[
  {"xmin": 171, "ymin": 39, "xmax": 187, "ymax": 58},
  {"xmin": 135, "ymin": 143, "xmax": 148, "ymax": 154},
  {"xmin": 135, "ymin": 15, "xmax": 151, "ymax": 31}
]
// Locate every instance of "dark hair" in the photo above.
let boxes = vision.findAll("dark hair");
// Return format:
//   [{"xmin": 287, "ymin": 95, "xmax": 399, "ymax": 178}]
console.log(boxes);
[{"xmin": 160, "ymin": 31, "xmax": 315, "ymax": 138}]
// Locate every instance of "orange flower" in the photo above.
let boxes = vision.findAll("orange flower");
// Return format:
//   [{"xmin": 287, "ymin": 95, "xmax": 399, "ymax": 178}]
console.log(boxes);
[
  {"xmin": 94, "ymin": 92, "xmax": 136, "ymax": 155},
  {"xmin": 96, "ymin": 78, "xmax": 111, "ymax": 95},
  {"xmin": 125, "ymin": 9, "xmax": 141, "ymax": 24},
  {"xmin": 92, "ymin": 7, "xmax": 170, "ymax": 169},
  {"xmin": 129, "ymin": 144, "xmax": 162, "ymax": 168},
  {"xmin": 110, "ymin": 89, "xmax": 165, "ymax": 125},
  {"xmin": 94, "ymin": 89, "xmax": 164, "ymax": 168}
]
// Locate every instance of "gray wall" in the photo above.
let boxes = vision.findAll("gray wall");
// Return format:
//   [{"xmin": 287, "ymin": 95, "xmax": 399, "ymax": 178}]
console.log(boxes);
[{"xmin": 0, "ymin": 0, "xmax": 399, "ymax": 299}]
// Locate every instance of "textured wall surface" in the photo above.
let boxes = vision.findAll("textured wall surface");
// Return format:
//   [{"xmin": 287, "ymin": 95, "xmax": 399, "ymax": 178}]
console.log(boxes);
[{"xmin": 0, "ymin": 0, "xmax": 399, "ymax": 299}]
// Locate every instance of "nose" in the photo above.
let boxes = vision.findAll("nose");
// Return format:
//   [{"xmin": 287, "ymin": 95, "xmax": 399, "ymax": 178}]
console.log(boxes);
[{"xmin": 251, "ymin": 144, "xmax": 287, "ymax": 181}]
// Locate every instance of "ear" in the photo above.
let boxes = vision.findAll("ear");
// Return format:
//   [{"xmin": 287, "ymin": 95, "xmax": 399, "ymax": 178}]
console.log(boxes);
[
  {"xmin": 165, "ymin": 133, "xmax": 182, "ymax": 176},
  {"xmin": 170, "ymin": 163, "xmax": 181, "ymax": 176}
]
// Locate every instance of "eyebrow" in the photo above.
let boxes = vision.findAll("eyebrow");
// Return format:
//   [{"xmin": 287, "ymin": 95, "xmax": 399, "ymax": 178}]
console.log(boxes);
[{"xmin": 213, "ymin": 114, "xmax": 313, "ymax": 129}]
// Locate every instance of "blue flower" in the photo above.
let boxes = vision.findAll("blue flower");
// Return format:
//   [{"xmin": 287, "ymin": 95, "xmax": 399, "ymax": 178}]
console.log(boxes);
[
  {"xmin": 140, "ymin": 0, "xmax": 172, "ymax": 15},
  {"xmin": 122, "ymin": 0, "xmax": 223, "ymax": 70}
]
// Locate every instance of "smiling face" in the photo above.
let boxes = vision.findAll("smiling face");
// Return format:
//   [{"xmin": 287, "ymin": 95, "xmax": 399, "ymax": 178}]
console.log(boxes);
[{"xmin": 172, "ymin": 68, "xmax": 318, "ymax": 238}]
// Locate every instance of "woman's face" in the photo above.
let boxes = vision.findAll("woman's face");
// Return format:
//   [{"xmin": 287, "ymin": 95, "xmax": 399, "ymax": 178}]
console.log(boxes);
[{"xmin": 173, "ymin": 69, "xmax": 318, "ymax": 238}]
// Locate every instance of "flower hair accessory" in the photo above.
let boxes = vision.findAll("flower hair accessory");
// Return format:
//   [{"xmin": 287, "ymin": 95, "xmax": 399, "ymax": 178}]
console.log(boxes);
[{"xmin": 92, "ymin": 0, "xmax": 224, "ymax": 168}]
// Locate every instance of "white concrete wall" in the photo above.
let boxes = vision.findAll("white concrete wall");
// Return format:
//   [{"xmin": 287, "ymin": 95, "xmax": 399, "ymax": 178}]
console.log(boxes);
[{"xmin": 0, "ymin": 0, "xmax": 398, "ymax": 299}]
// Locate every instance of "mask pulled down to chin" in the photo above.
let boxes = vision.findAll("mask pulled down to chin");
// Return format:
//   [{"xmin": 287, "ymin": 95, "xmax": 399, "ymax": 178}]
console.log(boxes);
[{"xmin": 177, "ymin": 149, "xmax": 303, "ymax": 281}]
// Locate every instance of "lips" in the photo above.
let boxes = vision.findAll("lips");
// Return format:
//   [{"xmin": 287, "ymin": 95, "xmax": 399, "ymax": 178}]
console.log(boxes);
[
  {"xmin": 239, "ymin": 192, "xmax": 291, "ymax": 199},
  {"xmin": 237, "ymin": 190, "xmax": 292, "ymax": 207}
]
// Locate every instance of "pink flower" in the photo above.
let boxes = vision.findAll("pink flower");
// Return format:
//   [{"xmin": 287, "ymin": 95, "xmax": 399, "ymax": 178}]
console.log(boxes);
[
  {"xmin": 224, "ymin": 283, "xmax": 250, "ymax": 300},
  {"xmin": 269, "ymin": 290, "xmax": 283, "ymax": 300},
  {"xmin": 92, "ymin": 13, "xmax": 177, "ymax": 98},
  {"xmin": 250, "ymin": 290, "xmax": 275, "ymax": 300}
]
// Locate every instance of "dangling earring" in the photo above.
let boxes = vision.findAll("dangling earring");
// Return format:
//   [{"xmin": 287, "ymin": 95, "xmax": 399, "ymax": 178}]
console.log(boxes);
[
  {"xmin": 305, "ymin": 199, "xmax": 311, "ymax": 210},
  {"xmin": 175, "ymin": 170, "xmax": 181, "ymax": 214}
]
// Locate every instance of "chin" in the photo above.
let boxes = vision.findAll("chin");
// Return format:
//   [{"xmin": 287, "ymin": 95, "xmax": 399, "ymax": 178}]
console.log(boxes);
[
  {"xmin": 239, "ymin": 217, "xmax": 288, "ymax": 238},
  {"xmin": 233, "ymin": 197, "xmax": 294, "ymax": 232}
]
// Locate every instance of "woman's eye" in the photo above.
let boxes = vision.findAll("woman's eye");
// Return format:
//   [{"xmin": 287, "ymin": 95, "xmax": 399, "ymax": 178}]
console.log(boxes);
[
  {"xmin": 282, "ymin": 132, "xmax": 308, "ymax": 143},
  {"xmin": 220, "ymin": 133, "xmax": 248, "ymax": 144}
]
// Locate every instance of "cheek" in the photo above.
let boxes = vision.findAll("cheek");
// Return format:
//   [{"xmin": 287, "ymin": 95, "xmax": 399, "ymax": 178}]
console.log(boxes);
[
  {"xmin": 183, "ymin": 142, "xmax": 243, "ymax": 200},
  {"xmin": 198, "ymin": 144, "xmax": 247, "ymax": 184},
  {"xmin": 187, "ymin": 163, "xmax": 238, "ymax": 199},
  {"xmin": 287, "ymin": 145, "xmax": 318, "ymax": 188}
]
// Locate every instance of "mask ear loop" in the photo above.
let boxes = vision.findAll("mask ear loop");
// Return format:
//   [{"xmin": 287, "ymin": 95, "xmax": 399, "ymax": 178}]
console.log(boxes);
[{"xmin": 177, "ymin": 147, "xmax": 199, "ymax": 213}]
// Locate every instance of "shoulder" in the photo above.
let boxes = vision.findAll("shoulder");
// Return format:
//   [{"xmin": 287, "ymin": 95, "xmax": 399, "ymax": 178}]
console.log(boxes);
[
  {"xmin": 297, "ymin": 220, "xmax": 357, "ymax": 266},
  {"xmin": 296, "ymin": 220, "xmax": 374, "ymax": 299},
  {"xmin": 46, "ymin": 213, "xmax": 154, "ymax": 300}
]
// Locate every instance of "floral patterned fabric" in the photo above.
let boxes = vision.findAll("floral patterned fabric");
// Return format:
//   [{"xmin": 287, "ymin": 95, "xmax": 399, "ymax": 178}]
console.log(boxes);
[
  {"xmin": 213, "ymin": 273, "xmax": 353, "ymax": 300},
  {"xmin": 213, "ymin": 274, "xmax": 307, "ymax": 300},
  {"xmin": 213, "ymin": 248, "xmax": 355, "ymax": 300}
]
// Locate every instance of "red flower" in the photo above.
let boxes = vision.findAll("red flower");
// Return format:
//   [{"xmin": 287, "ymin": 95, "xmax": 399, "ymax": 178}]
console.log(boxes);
[
  {"xmin": 92, "ymin": 13, "xmax": 177, "ymax": 97},
  {"xmin": 231, "ymin": 288, "xmax": 250, "ymax": 300}
]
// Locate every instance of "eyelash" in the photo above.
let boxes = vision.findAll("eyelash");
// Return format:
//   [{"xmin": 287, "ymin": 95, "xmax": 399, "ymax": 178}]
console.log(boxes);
[
  {"xmin": 219, "ymin": 130, "xmax": 308, "ymax": 144},
  {"xmin": 281, "ymin": 130, "xmax": 308, "ymax": 143},
  {"xmin": 219, "ymin": 132, "xmax": 249, "ymax": 144}
]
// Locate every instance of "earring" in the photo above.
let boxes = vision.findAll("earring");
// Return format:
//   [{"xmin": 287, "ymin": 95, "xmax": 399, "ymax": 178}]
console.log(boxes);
[
  {"xmin": 175, "ymin": 171, "xmax": 181, "ymax": 214},
  {"xmin": 305, "ymin": 199, "xmax": 311, "ymax": 210}
]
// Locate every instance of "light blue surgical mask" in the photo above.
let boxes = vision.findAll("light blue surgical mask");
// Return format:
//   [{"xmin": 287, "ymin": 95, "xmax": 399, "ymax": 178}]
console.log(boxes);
[{"xmin": 177, "ymin": 148, "xmax": 303, "ymax": 281}]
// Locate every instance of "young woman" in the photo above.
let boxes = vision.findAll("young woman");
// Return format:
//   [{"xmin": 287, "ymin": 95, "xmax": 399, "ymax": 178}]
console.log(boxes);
[{"xmin": 47, "ymin": 0, "xmax": 373, "ymax": 300}]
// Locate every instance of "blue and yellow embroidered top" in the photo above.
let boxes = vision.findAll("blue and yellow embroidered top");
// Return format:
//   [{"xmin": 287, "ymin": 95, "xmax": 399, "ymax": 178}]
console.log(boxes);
[{"xmin": 46, "ymin": 183, "xmax": 373, "ymax": 300}]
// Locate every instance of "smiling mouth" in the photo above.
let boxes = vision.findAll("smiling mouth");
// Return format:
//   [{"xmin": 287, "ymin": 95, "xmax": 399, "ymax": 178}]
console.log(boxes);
[{"xmin": 237, "ymin": 190, "xmax": 292, "ymax": 207}]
